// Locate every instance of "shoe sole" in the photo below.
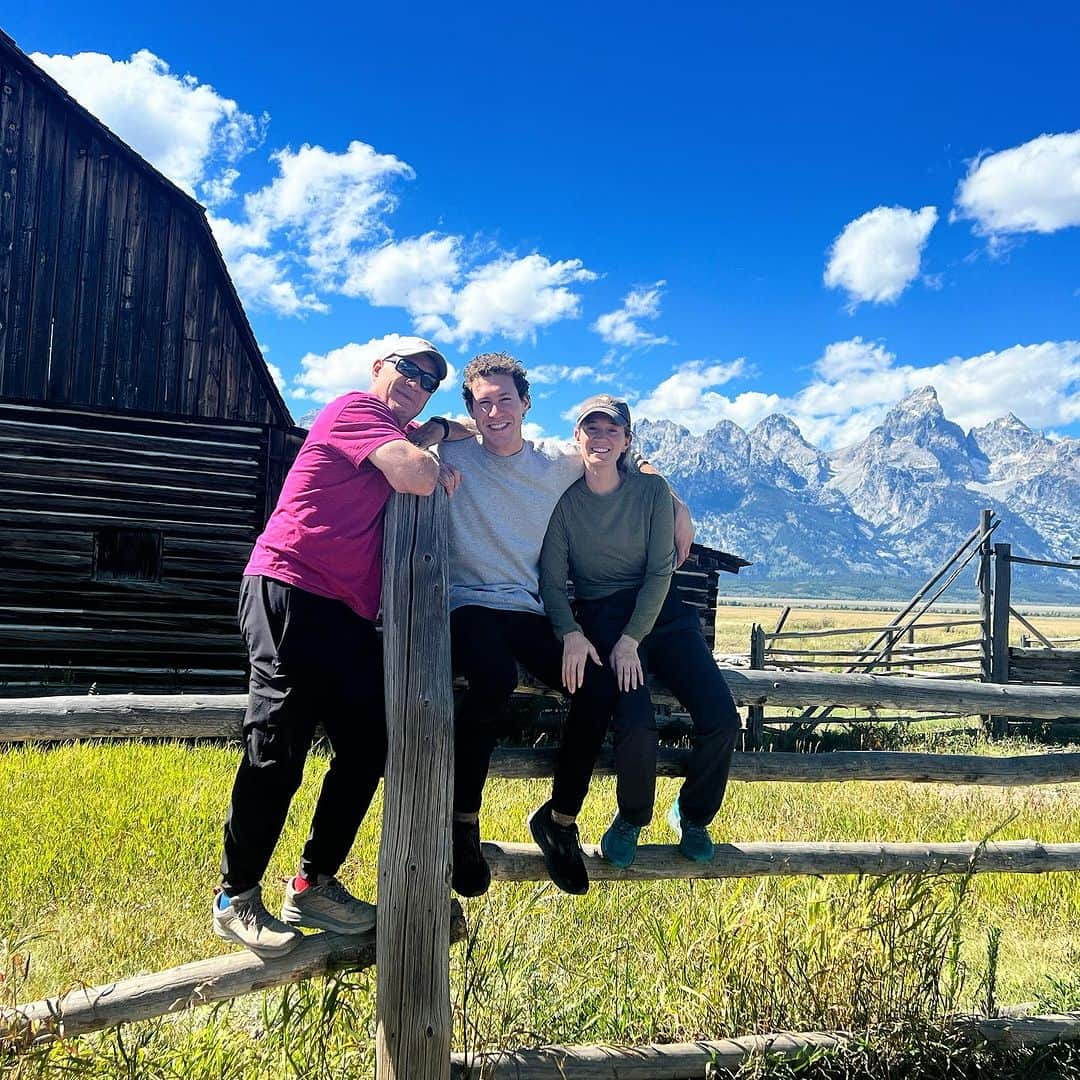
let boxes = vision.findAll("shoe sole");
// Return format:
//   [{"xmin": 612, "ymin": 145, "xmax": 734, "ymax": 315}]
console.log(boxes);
[
  {"xmin": 212, "ymin": 919, "xmax": 301, "ymax": 958},
  {"xmin": 281, "ymin": 903, "xmax": 376, "ymax": 935},
  {"xmin": 452, "ymin": 871, "xmax": 491, "ymax": 898},
  {"xmin": 528, "ymin": 809, "xmax": 589, "ymax": 896},
  {"xmin": 677, "ymin": 844, "xmax": 715, "ymax": 864}
]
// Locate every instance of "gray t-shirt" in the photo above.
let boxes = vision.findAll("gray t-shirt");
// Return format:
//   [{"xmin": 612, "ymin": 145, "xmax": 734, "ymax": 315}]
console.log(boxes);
[{"xmin": 440, "ymin": 437, "xmax": 583, "ymax": 614}]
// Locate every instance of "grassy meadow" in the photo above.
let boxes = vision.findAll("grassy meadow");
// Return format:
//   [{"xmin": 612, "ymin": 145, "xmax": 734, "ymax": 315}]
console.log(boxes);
[{"xmin": 3, "ymin": 606, "xmax": 1080, "ymax": 1078}]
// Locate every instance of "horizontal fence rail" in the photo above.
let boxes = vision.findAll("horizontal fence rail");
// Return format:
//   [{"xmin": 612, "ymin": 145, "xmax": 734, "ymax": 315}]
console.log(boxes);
[
  {"xmin": 1, "ymin": 671, "xmax": 1077, "ymax": 743},
  {"xmin": 487, "ymin": 749, "xmax": 1080, "ymax": 785},
  {"xmin": 449, "ymin": 1013, "xmax": 1080, "ymax": 1079},
  {"xmin": 2, "ymin": 906, "xmax": 468, "ymax": 1045},
  {"xmin": 483, "ymin": 840, "xmax": 1080, "ymax": 882}
]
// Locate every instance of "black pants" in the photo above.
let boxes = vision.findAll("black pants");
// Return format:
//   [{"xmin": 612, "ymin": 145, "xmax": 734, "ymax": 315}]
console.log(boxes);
[
  {"xmin": 450, "ymin": 605, "xmax": 564, "ymax": 815},
  {"xmin": 220, "ymin": 576, "xmax": 386, "ymax": 893},
  {"xmin": 551, "ymin": 582, "xmax": 740, "ymax": 826}
]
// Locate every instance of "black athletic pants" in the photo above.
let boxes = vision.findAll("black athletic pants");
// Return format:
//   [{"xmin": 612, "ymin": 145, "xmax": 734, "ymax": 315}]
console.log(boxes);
[
  {"xmin": 220, "ymin": 575, "xmax": 386, "ymax": 893},
  {"xmin": 450, "ymin": 605, "xmax": 565, "ymax": 816},
  {"xmin": 550, "ymin": 582, "xmax": 740, "ymax": 827}
]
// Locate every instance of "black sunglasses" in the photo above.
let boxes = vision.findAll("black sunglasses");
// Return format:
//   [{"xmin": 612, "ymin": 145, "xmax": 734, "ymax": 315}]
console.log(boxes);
[{"xmin": 391, "ymin": 357, "xmax": 441, "ymax": 393}]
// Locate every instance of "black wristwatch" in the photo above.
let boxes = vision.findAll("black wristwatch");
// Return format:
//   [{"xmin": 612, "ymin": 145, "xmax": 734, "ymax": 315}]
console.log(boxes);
[{"xmin": 429, "ymin": 416, "xmax": 450, "ymax": 441}]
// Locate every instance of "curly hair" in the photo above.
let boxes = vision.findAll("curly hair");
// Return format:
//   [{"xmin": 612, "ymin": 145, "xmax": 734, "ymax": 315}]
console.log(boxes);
[{"xmin": 461, "ymin": 352, "xmax": 530, "ymax": 410}]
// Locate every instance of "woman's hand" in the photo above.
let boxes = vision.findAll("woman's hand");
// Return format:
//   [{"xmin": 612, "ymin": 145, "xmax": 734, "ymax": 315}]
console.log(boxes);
[
  {"xmin": 610, "ymin": 634, "xmax": 644, "ymax": 691},
  {"xmin": 562, "ymin": 631, "xmax": 601, "ymax": 693},
  {"xmin": 437, "ymin": 462, "xmax": 462, "ymax": 496},
  {"xmin": 673, "ymin": 498, "xmax": 695, "ymax": 567}
]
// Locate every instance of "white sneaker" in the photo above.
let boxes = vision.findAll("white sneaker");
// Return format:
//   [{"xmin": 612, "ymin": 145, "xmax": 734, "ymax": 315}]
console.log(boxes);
[
  {"xmin": 212, "ymin": 885, "xmax": 302, "ymax": 957},
  {"xmin": 281, "ymin": 875, "xmax": 376, "ymax": 934}
]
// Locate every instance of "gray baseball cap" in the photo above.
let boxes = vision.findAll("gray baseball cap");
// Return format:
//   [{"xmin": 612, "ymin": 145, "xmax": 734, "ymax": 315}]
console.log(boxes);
[{"xmin": 575, "ymin": 393, "xmax": 631, "ymax": 428}]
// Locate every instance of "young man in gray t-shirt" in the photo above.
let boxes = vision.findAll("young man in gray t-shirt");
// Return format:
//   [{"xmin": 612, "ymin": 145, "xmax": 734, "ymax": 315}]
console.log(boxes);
[{"xmin": 423, "ymin": 353, "xmax": 693, "ymax": 897}]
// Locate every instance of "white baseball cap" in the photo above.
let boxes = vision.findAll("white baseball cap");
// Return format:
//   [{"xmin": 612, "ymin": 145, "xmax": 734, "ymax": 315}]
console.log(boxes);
[{"xmin": 382, "ymin": 335, "xmax": 448, "ymax": 380}]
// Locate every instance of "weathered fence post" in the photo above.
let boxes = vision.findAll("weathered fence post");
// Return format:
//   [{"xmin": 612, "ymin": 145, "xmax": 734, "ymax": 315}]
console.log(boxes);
[
  {"xmin": 748, "ymin": 623, "xmax": 765, "ymax": 750},
  {"xmin": 978, "ymin": 508, "xmax": 994, "ymax": 733},
  {"xmin": 376, "ymin": 489, "xmax": 454, "ymax": 1080},
  {"xmin": 990, "ymin": 542, "xmax": 1013, "ymax": 740}
]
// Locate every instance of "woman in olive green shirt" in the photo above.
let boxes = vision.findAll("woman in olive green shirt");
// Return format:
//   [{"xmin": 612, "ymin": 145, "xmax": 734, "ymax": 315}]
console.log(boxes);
[{"xmin": 526, "ymin": 395, "xmax": 740, "ymax": 892}]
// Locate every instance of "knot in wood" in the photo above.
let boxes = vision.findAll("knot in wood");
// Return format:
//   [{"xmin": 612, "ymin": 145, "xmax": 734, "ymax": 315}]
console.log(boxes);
[{"xmin": 422, "ymin": 553, "xmax": 433, "ymax": 564}]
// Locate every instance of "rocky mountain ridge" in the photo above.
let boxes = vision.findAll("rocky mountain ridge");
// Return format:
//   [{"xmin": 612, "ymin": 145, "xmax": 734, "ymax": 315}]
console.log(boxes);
[{"xmin": 634, "ymin": 387, "xmax": 1080, "ymax": 600}]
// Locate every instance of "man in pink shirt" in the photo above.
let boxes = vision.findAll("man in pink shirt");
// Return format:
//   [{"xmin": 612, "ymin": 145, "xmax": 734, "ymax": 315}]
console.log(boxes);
[{"xmin": 213, "ymin": 336, "xmax": 457, "ymax": 957}]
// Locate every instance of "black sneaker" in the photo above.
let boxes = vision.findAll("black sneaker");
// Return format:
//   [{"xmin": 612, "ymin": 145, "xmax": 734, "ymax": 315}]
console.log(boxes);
[
  {"xmin": 527, "ymin": 801, "xmax": 589, "ymax": 895},
  {"xmin": 452, "ymin": 819, "xmax": 491, "ymax": 897}
]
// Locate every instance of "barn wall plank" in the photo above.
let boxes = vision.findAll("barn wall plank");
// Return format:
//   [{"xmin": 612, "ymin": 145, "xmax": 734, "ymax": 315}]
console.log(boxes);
[
  {"xmin": 47, "ymin": 116, "xmax": 90, "ymax": 400},
  {"xmin": 0, "ymin": 63, "xmax": 23, "ymax": 382}
]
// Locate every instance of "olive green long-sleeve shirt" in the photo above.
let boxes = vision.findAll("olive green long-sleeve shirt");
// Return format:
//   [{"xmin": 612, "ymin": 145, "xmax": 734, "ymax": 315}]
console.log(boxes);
[{"xmin": 539, "ymin": 470, "xmax": 675, "ymax": 643}]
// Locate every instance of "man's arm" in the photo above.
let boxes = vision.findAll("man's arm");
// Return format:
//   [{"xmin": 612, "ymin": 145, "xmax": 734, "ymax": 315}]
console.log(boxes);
[
  {"xmin": 368, "ymin": 440, "xmax": 440, "ymax": 495},
  {"xmin": 638, "ymin": 461, "xmax": 695, "ymax": 567},
  {"xmin": 408, "ymin": 417, "xmax": 478, "ymax": 449}
]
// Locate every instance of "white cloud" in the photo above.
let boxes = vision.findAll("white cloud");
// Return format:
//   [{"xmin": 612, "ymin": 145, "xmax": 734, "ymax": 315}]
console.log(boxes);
[
  {"xmin": 39, "ymin": 46, "xmax": 599, "ymax": 336},
  {"xmin": 630, "ymin": 360, "xmax": 764, "ymax": 431},
  {"xmin": 32, "ymin": 49, "xmax": 265, "ymax": 204},
  {"xmin": 414, "ymin": 254, "xmax": 597, "ymax": 346},
  {"xmin": 343, "ymin": 233, "xmax": 461, "ymax": 308},
  {"xmin": 292, "ymin": 334, "xmax": 458, "ymax": 404},
  {"xmin": 813, "ymin": 338, "xmax": 896, "ymax": 381},
  {"xmin": 266, "ymin": 362, "xmax": 286, "ymax": 392},
  {"xmin": 230, "ymin": 252, "xmax": 328, "ymax": 316},
  {"xmin": 592, "ymin": 282, "xmax": 671, "ymax": 347},
  {"xmin": 630, "ymin": 337, "xmax": 1080, "ymax": 449},
  {"xmin": 244, "ymin": 141, "xmax": 412, "ymax": 283},
  {"xmin": 824, "ymin": 205, "xmax": 938, "ymax": 308},
  {"xmin": 529, "ymin": 364, "xmax": 596, "ymax": 384},
  {"xmin": 953, "ymin": 131, "xmax": 1080, "ymax": 236}
]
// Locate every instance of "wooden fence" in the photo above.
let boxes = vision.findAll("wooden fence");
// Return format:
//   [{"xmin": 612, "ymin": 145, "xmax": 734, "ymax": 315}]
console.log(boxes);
[
  {"xmin": 5, "ymin": 492, "xmax": 1080, "ymax": 1077},
  {"xmin": 990, "ymin": 545, "xmax": 1080, "ymax": 699},
  {"xmin": 746, "ymin": 513, "xmax": 1080, "ymax": 743}
]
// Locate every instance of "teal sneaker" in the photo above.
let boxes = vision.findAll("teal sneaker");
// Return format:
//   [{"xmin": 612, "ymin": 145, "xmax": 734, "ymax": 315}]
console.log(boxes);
[
  {"xmin": 600, "ymin": 813, "xmax": 642, "ymax": 868},
  {"xmin": 668, "ymin": 799, "xmax": 714, "ymax": 864}
]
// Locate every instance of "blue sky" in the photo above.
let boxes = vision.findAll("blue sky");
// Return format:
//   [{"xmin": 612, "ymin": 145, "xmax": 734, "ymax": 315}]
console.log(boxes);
[{"xmin": 10, "ymin": 3, "xmax": 1080, "ymax": 445}]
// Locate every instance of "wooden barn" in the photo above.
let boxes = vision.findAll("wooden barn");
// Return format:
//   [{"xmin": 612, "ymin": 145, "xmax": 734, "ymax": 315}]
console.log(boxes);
[{"xmin": 0, "ymin": 32, "xmax": 305, "ymax": 696}]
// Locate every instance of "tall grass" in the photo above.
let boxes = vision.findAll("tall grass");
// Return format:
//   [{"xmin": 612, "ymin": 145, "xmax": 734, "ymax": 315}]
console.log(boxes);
[{"xmin": 4, "ymin": 740, "xmax": 1080, "ymax": 1077}]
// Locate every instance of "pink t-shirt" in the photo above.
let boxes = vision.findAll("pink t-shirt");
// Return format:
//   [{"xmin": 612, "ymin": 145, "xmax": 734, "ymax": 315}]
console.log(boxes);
[{"xmin": 245, "ymin": 392, "xmax": 415, "ymax": 620}]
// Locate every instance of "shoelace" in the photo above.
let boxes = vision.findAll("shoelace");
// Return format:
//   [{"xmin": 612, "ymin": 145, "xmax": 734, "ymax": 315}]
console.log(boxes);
[
  {"xmin": 232, "ymin": 894, "xmax": 266, "ymax": 928},
  {"xmin": 319, "ymin": 877, "xmax": 354, "ymax": 905}
]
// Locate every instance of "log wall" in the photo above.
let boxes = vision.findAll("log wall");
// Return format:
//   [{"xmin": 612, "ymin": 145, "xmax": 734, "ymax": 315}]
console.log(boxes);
[{"xmin": 0, "ymin": 400, "xmax": 303, "ymax": 695}]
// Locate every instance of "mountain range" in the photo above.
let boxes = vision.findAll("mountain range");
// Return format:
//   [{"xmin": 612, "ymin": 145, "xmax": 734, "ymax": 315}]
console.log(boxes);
[{"xmin": 634, "ymin": 387, "xmax": 1080, "ymax": 602}]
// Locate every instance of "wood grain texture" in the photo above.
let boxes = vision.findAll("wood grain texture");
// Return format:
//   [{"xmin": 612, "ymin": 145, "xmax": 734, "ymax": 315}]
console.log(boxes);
[
  {"xmin": 376, "ymin": 491, "xmax": 454, "ymax": 1080},
  {"xmin": 452, "ymin": 1031, "xmax": 848, "ymax": 1079}
]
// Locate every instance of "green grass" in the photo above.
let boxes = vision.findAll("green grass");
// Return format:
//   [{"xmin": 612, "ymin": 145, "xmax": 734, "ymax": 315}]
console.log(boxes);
[{"xmin": 5, "ymin": 739, "xmax": 1080, "ymax": 1077}]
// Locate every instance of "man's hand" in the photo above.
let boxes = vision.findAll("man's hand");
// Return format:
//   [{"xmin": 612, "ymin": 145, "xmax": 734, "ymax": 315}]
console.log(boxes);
[
  {"xmin": 407, "ymin": 420, "xmax": 446, "ymax": 449},
  {"xmin": 437, "ymin": 462, "xmax": 462, "ymax": 497},
  {"xmin": 673, "ymin": 498, "xmax": 695, "ymax": 568},
  {"xmin": 408, "ymin": 418, "xmax": 478, "ymax": 448},
  {"xmin": 562, "ymin": 630, "xmax": 601, "ymax": 693},
  {"xmin": 610, "ymin": 634, "xmax": 644, "ymax": 691}
]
